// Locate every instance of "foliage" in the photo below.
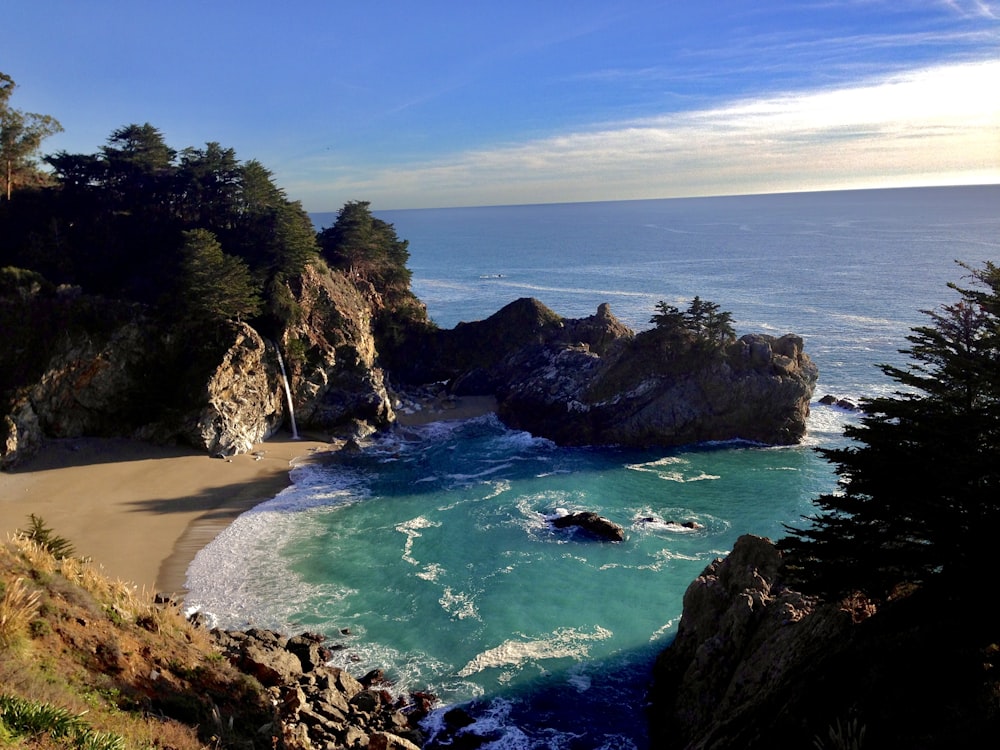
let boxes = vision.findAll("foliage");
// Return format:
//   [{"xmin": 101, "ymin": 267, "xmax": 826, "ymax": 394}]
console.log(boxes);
[
  {"xmin": 178, "ymin": 229, "xmax": 261, "ymax": 323},
  {"xmin": 318, "ymin": 200, "xmax": 412, "ymax": 290},
  {"xmin": 1, "ymin": 122, "xmax": 317, "ymax": 324},
  {"xmin": 780, "ymin": 261, "xmax": 1000, "ymax": 601},
  {"xmin": 0, "ymin": 694, "xmax": 126, "ymax": 750},
  {"xmin": 18, "ymin": 515, "xmax": 75, "ymax": 560},
  {"xmin": 0, "ymin": 72, "xmax": 64, "ymax": 201},
  {"xmin": 650, "ymin": 295, "xmax": 735, "ymax": 346},
  {"xmin": 813, "ymin": 714, "xmax": 866, "ymax": 750}
]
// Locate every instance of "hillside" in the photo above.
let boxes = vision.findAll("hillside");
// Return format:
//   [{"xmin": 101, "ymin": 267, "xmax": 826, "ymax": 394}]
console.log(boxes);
[{"xmin": 1, "ymin": 522, "xmax": 428, "ymax": 749}]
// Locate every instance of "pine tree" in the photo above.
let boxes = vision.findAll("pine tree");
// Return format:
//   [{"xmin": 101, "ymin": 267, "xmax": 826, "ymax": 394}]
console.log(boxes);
[{"xmin": 780, "ymin": 262, "xmax": 1000, "ymax": 601}]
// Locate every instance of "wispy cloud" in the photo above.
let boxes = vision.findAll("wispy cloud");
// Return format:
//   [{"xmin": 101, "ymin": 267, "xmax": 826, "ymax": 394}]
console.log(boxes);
[{"xmin": 294, "ymin": 59, "xmax": 1000, "ymax": 209}]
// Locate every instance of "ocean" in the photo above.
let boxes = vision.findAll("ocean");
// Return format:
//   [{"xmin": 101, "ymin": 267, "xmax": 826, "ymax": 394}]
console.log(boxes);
[{"xmin": 185, "ymin": 185, "xmax": 1000, "ymax": 749}]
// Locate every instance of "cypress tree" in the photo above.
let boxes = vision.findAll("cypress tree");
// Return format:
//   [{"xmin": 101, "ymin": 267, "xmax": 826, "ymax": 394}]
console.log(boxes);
[{"xmin": 780, "ymin": 261, "xmax": 1000, "ymax": 601}]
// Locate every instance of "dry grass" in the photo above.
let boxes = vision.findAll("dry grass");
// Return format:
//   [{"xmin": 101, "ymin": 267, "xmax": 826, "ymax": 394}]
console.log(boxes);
[
  {"xmin": 1, "ymin": 524, "xmax": 274, "ymax": 749},
  {"xmin": 0, "ymin": 576, "xmax": 41, "ymax": 650}
]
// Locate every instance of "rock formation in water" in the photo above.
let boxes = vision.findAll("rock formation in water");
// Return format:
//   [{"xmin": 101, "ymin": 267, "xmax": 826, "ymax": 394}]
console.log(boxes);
[
  {"xmin": 2, "ymin": 276, "xmax": 815, "ymax": 467},
  {"xmin": 550, "ymin": 511, "xmax": 626, "ymax": 542},
  {"xmin": 396, "ymin": 298, "xmax": 817, "ymax": 448}
]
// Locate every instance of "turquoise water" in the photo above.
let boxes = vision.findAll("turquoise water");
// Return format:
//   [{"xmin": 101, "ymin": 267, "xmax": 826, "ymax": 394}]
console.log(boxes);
[{"xmin": 187, "ymin": 186, "xmax": 1000, "ymax": 749}]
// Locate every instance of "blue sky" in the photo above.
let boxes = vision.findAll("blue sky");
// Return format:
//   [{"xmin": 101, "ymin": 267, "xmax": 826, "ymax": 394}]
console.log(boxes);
[{"xmin": 5, "ymin": 1, "xmax": 999, "ymax": 210}]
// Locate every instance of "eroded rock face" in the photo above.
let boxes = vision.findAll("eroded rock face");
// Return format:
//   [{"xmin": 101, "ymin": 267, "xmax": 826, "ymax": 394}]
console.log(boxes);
[
  {"xmin": 1, "ymin": 264, "xmax": 396, "ymax": 466},
  {"xmin": 182, "ymin": 323, "xmax": 284, "ymax": 456},
  {"xmin": 283, "ymin": 264, "xmax": 394, "ymax": 432},
  {"xmin": 494, "ymin": 320, "xmax": 818, "ymax": 448},
  {"xmin": 649, "ymin": 535, "xmax": 875, "ymax": 749}
]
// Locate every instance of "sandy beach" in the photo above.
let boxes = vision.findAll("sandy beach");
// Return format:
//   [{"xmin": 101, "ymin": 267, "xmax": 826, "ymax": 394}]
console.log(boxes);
[
  {"xmin": 0, "ymin": 434, "xmax": 333, "ymax": 596},
  {"xmin": 0, "ymin": 394, "xmax": 497, "ymax": 599}
]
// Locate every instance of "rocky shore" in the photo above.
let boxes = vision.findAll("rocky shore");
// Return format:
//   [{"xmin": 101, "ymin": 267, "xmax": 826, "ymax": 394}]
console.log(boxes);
[{"xmin": 208, "ymin": 626, "xmax": 429, "ymax": 750}]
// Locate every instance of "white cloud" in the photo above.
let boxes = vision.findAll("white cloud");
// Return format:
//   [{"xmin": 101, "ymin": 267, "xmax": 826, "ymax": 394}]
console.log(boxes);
[{"xmin": 297, "ymin": 59, "xmax": 1000, "ymax": 209}]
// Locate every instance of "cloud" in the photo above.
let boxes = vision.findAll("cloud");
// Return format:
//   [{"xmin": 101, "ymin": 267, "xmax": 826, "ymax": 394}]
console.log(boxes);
[{"xmin": 295, "ymin": 59, "xmax": 1000, "ymax": 209}]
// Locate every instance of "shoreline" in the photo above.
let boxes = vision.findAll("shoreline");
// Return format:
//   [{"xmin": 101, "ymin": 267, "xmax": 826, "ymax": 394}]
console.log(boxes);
[
  {"xmin": 0, "ymin": 394, "xmax": 497, "ymax": 599},
  {"xmin": 0, "ymin": 434, "xmax": 334, "ymax": 596}
]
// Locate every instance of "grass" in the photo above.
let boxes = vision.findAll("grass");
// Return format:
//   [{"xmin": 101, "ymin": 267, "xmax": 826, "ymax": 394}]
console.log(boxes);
[
  {"xmin": 1, "ymin": 518, "xmax": 277, "ymax": 749},
  {"xmin": 0, "ymin": 694, "xmax": 126, "ymax": 750},
  {"xmin": 0, "ymin": 577, "xmax": 41, "ymax": 650}
]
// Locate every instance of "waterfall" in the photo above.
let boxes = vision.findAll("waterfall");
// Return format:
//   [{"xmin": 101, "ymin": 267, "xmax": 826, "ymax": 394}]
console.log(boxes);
[{"xmin": 274, "ymin": 346, "xmax": 300, "ymax": 440}]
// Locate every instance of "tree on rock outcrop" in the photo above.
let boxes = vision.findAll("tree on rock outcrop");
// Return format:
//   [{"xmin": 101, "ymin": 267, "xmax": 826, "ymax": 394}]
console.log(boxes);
[
  {"xmin": 781, "ymin": 261, "xmax": 1000, "ymax": 602},
  {"xmin": 651, "ymin": 295, "xmax": 735, "ymax": 347},
  {"xmin": 318, "ymin": 200, "xmax": 412, "ymax": 290}
]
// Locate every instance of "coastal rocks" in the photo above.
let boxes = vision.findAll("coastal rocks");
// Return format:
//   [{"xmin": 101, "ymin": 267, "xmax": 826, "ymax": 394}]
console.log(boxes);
[
  {"xmin": 183, "ymin": 323, "xmax": 285, "ymax": 456},
  {"xmin": 818, "ymin": 393, "xmax": 862, "ymax": 411},
  {"xmin": 0, "ymin": 262, "xmax": 399, "ymax": 465},
  {"xmin": 550, "ymin": 511, "xmax": 626, "ymax": 541},
  {"xmin": 648, "ymin": 535, "xmax": 876, "ymax": 749},
  {"xmin": 211, "ymin": 627, "xmax": 428, "ymax": 750},
  {"xmin": 282, "ymin": 264, "xmax": 395, "ymax": 433},
  {"xmin": 495, "ymin": 322, "xmax": 818, "ymax": 448}
]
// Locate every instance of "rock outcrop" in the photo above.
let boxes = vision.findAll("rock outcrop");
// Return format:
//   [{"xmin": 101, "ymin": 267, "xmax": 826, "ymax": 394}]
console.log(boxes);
[
  {"xmin": 2, "ymin": 277, "xmax": 816, "ymax": 467},
  {"xmin": 211, "ymin": 627, "xmax": 428, "ymax": 750},
  {"xmin": 398, "ymin": 298, "xmax": 816, "ymax": 448},
  {"xmin": 1, "ymin": 264, "xmax": 395, "ymax": 468},
  {"xmin": 648, "ymin": 535, "xmax": 999, "ymax": 749}
]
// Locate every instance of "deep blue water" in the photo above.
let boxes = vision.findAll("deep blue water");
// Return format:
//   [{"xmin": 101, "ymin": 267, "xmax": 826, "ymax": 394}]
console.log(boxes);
[{"xmin": 188, "ymin": 186, "xmax": 999, "ymax": 749}]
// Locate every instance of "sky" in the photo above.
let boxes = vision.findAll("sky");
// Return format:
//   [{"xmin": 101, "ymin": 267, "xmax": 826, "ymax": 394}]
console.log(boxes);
[{"xmin": 4, "ymin": 1, "xmax": 999, "ymax": 210}]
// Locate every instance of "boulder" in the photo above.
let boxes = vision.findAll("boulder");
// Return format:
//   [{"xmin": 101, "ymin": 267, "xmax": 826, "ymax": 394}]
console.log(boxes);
[{"xmin": 550, "ymin": 511, "xmax": 625, "ymax": 542}]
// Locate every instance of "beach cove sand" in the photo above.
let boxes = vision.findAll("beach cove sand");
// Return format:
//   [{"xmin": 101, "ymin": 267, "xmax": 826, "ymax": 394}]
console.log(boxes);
[{"xmin": 0, "ymin": 395, "xmax": 496, "ymax": 599}]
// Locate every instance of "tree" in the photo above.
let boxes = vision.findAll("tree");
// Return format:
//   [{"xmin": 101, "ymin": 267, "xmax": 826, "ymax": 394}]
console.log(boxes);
[
  {"xmin": 100, "ymin": 123, "xmax": 176, "ymax": 211},
  {"xmin": 317, "ymin": 200, "xmax": 411, "ymax": 287},
  {"xmin": 178, "ymin": 229, "xmax": 261, "ymax": 323},
  {"xmin": 0, "ymin": 72, "xmax": 63, "ymax": 200},
  {"xmin": 780, "ymin": 262, "xmax": 1000, "ymax": 601},
  {"xmin": 650, "ymin": 295, "xmax": 735, "ymax": 346}
]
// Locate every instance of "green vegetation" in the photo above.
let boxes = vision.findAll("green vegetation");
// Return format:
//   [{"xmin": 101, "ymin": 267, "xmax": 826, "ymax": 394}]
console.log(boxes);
[
  {"xmin": 1, "ymin": 520, "xmax": 278, "ymax": 749},
  {"xmin": 0, "ymin": 695, "xmax": 126, "ymax": 750},
  {"xmin": 781, "ymin": 261, "xmax": 1000, "ymax": 602},
  {"xmin": 650, "ymin": 295, "xmax": 735, "ymax": 347},
  {"xmin": 0, "ymin": 73, "xmax": 63, "ymax": 201},
  {"xmin": 19, "ymin": 514, "xmax": 75, "ymax": 560}
]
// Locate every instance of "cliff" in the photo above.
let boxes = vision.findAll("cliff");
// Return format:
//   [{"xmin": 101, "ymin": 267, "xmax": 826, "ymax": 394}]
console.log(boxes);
[
  {"xmin": 396, "ymin": 298, "xmax": 817, "ymax": 448},
  {"xmin": 2, "ymin": 284, "xmax": 816, "ymax": 467},
  {"xmin": 1, "ymin": 264, "xmax": 394, "ymax": 468},
  {"xmin": 649, "ymin": 535, "xmax": 999, "ymax": 749}
]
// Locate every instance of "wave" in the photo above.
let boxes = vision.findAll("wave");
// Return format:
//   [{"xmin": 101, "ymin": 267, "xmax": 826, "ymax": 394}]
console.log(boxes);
[{"xmin": 456, "ymin": 625, "xmax": 614, "ymax": 678}]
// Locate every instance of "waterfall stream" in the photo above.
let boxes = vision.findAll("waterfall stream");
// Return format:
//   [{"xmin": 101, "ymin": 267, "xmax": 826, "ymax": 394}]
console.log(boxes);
[{"xmin": 274, "ymin": 346, "xmax": 300, "ymax": 440}]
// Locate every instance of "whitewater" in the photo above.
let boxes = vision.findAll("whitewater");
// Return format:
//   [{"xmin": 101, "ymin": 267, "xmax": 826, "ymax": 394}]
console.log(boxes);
[{"xmin": 185, "ymin": 185, "xmax": 1000, "ymax": 749}]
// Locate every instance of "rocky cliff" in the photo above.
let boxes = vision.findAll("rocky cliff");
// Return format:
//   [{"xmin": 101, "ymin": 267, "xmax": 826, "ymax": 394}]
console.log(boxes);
[
  {"xmin": 649, "ymin": 535, "xmax": 999, "ymax": 749},
  {"xmin": 2, "ymin": 278, "xmax": 816, "ymax": 467},
  {"xmin": 398, "ymin": 298, "xmax": 817, "ymax": 448},
  {"xmin": 1, "ymin": 264, "xmax": 395, "ymax": 468}
]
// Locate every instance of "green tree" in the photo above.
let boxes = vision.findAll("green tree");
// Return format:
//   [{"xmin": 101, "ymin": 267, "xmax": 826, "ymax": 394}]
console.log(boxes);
[
  {"xmin": 650, "ymin": 295, "xmax": 735, "ymax": 346},
  {"xmin": 780, "ymin": 262, "xmax": 1000, "ymax": 601},
  {"xmin": 0, "ymin": 72, "xmax": 63, "ymax": 200},
  {"xmin": 318, "ymin": 200, "xmax": 411, "ymax": 288},
  {"xmin": 100, "ymin": 123, "xmax": 176, "ymax": 211},
  {"xmin": 178, "ymin": 228, "xmax": 261, "ymax": 323}
]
